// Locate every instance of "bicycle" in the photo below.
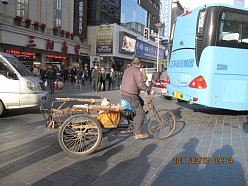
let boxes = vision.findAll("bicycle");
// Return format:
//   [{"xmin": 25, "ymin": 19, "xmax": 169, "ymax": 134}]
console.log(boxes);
[{"xmin": 43, "ymin": 94, "xmax": 177, "ymax": 156}]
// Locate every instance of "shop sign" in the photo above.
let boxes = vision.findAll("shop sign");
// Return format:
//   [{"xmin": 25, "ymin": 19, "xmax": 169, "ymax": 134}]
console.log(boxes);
[
  {"xmin": 74, "ymin": 0, "xmax": 87, "ymax": 40},
  {"xmin": 45, "ymin": 54, "xmax": 67, "ymax": 60},
  {"xmin": 161, "ymin": 0, "xmax": 172, "ymax": 40},
  {"xmin": 47, "ymin": 39, "xmax": 55, "ymax": 50},
  {"xmin": 96, "ymin": 26, "xmax": 113, "ymax": 53},
  {"xmin": 135, "ymin": 40, "xmax": 164, "ymax": 60},
  {"xmin": 61, "ymin": 41, "xmax": 68, "ymax": 53},
  {"xmin": 74, "ymin": 44, "xmax": 80, "ymax": 55},
  {"xmin": 27, "ymin": 36, "xmax": 36, "ymax": 48},
  {"xmin": 5, "ymin": 49, "xmax": 36, "ymax": 56}
]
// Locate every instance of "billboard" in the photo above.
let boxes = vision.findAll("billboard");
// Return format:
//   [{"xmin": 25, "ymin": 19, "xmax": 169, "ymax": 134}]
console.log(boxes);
[
  {"xmin": 119, "ymin": 31, "xmax": 137, "ymax": 55},
  {"xmin": 135, "ymin": 39, "xmax": 164, "ymax": 60},
  {"xmin": 74, "ymin": 0, "xmax": 87, "ymax": 41},
  {"xmin": 96, "ymin": 26, "xmax": 113, "ymax": 53},
  {"xmin": 161, "ymin": 0, "xmax": 172, "ymax": 40}
]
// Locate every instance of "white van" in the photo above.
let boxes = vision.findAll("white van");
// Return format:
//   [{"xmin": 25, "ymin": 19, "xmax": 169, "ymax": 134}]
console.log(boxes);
[{"xmin": 0, "ymin": 52, "xmax": 48, "ymax": 117}]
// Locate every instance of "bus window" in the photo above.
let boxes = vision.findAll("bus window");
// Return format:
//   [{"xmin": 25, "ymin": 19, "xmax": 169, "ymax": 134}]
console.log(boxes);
[
  {"xmin": 197, "ymin": 10, "xmax": 206, "ymax": 34},
  {"xmin": 217, "ymin": 11, "xmax": 248, "ymax": 48},
  {"xmin": 195, "ymin": 9, "xmax": 207, "ymax": 66}
]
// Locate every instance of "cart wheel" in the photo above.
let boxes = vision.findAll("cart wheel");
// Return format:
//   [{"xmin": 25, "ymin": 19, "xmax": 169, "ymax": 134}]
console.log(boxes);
[
  {"xmin": 58, "ymin": 114, "xmax": 102, "ymax": 156},
  {"xmin": 148, "ymin": 109, "xmax": 176, "ymax": 140}
]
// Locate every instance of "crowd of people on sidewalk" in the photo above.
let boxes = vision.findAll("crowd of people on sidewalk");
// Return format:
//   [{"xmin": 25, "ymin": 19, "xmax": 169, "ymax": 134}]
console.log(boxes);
[{"xmin": 30, "ymin": 64, "xmax": 123, "ymax": 94}]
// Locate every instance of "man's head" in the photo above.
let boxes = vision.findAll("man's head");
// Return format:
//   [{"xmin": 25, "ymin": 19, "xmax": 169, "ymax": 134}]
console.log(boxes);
[{"xmin": 132, "ymin": 57, "xmax": 141, "ymax": 68}]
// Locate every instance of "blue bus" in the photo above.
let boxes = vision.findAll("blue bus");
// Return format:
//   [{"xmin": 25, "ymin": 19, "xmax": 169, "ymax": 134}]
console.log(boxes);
[{"xmin": 166, "ymin": 4, "xmax": 248, "ymax": 111}]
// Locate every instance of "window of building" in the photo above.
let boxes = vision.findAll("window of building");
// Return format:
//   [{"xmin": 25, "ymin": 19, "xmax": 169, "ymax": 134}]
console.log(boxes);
[
  {"xmin": 54, "ymin": 0, "xmax": 62, "ymax": 28},
  {"xmin": 121, "ymin": 0, "xmax": 147, "ymax": 35},
  {"xmin": 16, "ymin": 0, "xmax": 29, "ymax": 17}
]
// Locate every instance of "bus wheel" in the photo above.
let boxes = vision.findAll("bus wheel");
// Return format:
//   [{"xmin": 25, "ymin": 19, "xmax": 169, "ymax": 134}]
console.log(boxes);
[{"xmin": 0, "ymin": 101, "xmax": 6, "ymax": 118}]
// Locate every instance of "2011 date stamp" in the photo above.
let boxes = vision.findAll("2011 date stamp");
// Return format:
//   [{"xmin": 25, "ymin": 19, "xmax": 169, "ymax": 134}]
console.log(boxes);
[{"xmin": 172, "ymin": 156, "xmax": 232, "ymax": 164}]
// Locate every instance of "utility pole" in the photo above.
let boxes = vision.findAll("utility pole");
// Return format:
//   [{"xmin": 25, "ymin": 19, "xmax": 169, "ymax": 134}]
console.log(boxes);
[{"xmin": 155, "ymin": 22, "xmax": 163, "ymax": 72}]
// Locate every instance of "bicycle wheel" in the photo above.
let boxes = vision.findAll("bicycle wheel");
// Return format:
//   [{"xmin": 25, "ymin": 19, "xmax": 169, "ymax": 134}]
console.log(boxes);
[
  {"xmin": 148, "ymin": 109, "xmax": 176, "ymax": 139},
  {"xmin": 58, "ymin": 114, "xmax": 102, "ymax": 156}
]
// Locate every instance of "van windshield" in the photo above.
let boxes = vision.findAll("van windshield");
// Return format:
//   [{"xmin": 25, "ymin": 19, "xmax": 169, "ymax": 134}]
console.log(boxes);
[{"xmin": 5, "ymin": 56, "xmax": 33, "ymax": 76}]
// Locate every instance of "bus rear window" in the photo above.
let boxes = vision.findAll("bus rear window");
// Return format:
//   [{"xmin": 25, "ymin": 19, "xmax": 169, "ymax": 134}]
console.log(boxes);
[{"xmin": 218, "ymin": 11, "xmax": 248, "ymax": 48}]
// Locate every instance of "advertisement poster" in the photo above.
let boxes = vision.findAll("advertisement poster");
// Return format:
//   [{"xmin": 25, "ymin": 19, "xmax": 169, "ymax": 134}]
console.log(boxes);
[
  {"xmin": 119, "ymin": 31, "xmax": 136, "ymax": 55},
  {"xmin": 96, "ymin": 26, "xmax": 113, "ymax": 53}
]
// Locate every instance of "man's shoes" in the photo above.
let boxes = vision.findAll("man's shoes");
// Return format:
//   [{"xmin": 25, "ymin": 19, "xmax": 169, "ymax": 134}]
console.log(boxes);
[{"xmin": 134, "ymin": 132, "xmax": 149, "ymax": 139}]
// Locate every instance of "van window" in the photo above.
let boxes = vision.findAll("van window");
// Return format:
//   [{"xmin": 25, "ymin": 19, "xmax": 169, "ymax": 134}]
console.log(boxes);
[
  {"xmin": 4, "ymin": 56, "xmax": 33, "ymax": 76},
  {"xmin": 0, "ymin": 59, "xmax": 18, "ymax": 80}
]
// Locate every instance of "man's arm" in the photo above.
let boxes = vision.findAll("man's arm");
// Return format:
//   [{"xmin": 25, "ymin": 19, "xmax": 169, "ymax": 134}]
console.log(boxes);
[{"xmin": 135, "ymin": 71, "xmax": 150, "ymax": 92}]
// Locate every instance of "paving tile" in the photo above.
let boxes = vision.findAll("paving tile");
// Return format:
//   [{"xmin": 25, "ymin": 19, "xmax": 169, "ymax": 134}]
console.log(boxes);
[{"xmin": 71, "ymin": 173, "xmax": 97, "ymax": 186}]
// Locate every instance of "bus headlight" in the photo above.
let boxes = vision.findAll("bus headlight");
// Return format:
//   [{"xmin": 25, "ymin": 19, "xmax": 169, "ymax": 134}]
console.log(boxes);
[{"xmin": 27, "ymin": 82, "xmax": 42, "ymax": 92}]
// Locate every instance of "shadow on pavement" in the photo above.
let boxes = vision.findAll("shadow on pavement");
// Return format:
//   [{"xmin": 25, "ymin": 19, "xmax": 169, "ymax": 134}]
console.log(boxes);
[
  {"xmin": 150, "ymin": 138, "xmax": 247, "ymax": 186},
  {"xmin": 33, "ymin": 143, "xmax": 158, "ymax": 186},
  {"xmin": 176, "ymin": 102, "xmax": 248, "ymax": 115}
]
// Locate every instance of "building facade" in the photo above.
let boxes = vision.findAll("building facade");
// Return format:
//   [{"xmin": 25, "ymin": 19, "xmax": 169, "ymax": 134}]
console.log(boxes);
[
  {"xmin": 87, "ymin": 0, "xmax": 166, "ymax": 71},
  {"xmin": 0, "ymin": 0, "xmax": 90, "ymax": 70},
  {"xmin": 0, "ymin": 0, "xmax": 184, "ymax": 72}
]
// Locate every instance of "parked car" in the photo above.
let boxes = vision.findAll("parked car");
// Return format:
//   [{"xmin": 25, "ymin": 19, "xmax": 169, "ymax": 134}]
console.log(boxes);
[
  {"xmin": 151, "ymin": 71, "xmax": 171, "ymax": 99},
  {"xmin": 0, "ymin": 52, "xmax": 48, "ymax": 117}
]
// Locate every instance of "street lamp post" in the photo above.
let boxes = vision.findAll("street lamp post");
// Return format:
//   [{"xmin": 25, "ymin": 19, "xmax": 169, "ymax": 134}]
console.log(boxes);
[
  {"xmin": 155, "ymin": 22, "xmax": 163, "ymax": 73},
  {"xmin": 156, "ymin": 32, "xmax": 160, "ymax": 72}
]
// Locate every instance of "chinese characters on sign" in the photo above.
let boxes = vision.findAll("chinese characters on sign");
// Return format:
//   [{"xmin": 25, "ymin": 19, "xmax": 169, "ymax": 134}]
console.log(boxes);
[
  {"xmin": 74, "ymin": 44, "xmax": 80, "ymax": 55},
  {"xmin": 61, "ymin": 41, "xmax": 68, "ymax": 53},
  {"xmin": 47, "ymin": 39, "xmax": 54, "ymax": 50},
  {"xmin": 135, "ymin": 40, "xmax": 164, "ymax": 60},
  {"xmin": 161, "ymin": 0, "xmax": 172, "ymax": 40},
  {"xmin": 78, "ymin": 1, "xmax": 83, "ymax": 35},
  {"xmin": 96, "ymin": 26, "xmax": 113, "ymax": 53},
  {"xmin": 74, "ymin": 0, "xmax": 87, "ymax": 40},
  {"xmin": 27, "ymin": 36, "xmax": 36, "ymax": 48}
]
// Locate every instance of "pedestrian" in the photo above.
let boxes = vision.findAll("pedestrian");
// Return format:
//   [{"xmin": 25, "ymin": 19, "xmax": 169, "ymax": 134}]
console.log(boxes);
[
  {"xmin": 62, "ymin": 67, "xmax": 69, "ymax": 84},
  {"xmin": 98, "ymin": 67, "xmax": 106, "ymax": 91},
  {"xmin": 75, "ymin": 67, "xmax": 83, "ymax": 90},
  {"xmin": 120, "ymin": 57, "xmax": 155, "ymax": 139},
  {"xmin": 89, "ymin": 67, "xmax": 93, "ymax": 83},
  {"xmin": 32, "ymin": 65, "xmax": 39, "ymax": 77},
  {"xmin": 108, "ymin": 67, "xmax": 115, "ymax": 91},
  {"xmin": 47, "ymin": 65, "xmax": 57, "ymax": 94},
  {"xmin": 91, "ymin": 65, "xmax": 99, "ymax": 91}
]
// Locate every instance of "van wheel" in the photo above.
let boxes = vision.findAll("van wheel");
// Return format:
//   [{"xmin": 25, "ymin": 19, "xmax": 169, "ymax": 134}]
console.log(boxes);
[{"xmin": 0, "ymin": 101, "xmax": 6, "ymax": 118}]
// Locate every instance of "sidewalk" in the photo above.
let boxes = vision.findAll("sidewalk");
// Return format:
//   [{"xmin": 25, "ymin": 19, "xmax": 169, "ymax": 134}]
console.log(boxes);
[{"xmin": 0, "ymin": 81, "xmax": 248, "ymax": 186}]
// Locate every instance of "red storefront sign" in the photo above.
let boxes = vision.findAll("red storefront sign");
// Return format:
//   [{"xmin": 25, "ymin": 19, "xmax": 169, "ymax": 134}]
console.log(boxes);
[
  {"xmin": 5, "ymin": 49, "xmax": 36, "ymax": 56},
  {"xmin": 45, "ymin": 54, "xmax": 67, "ymax": 60},
  {"xmin": 74, "ymin": 44, "xmax": 80, "ymax": 55},
  {"xmin": 61, "ymin": 41, "xmax": 68, "ymax": 53}
]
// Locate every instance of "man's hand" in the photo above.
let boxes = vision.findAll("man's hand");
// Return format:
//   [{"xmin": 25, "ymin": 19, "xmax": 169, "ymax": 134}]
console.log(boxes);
[{"xmin": 150, "ymin": 89, "xmax": 155, "ymax": 95}]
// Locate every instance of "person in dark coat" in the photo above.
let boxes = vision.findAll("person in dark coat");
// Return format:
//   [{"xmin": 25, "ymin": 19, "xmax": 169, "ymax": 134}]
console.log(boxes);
[
  {"xmin": 47, "ymin": 66, "xmax": 57, "ymax": 94},
  {"xmin": 120, "ymin": 57, "xmax": 155, "ymax": 139}
]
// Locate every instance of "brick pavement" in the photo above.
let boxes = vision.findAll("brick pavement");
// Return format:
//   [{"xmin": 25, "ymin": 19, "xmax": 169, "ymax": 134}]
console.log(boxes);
[{"xmin": 0, "ymin": 81, "xmax": 248, "ymax": 186}]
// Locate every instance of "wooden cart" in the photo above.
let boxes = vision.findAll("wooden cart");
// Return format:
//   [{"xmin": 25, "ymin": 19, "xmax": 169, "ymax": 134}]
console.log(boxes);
[
  {"xmin": 40, "ymin": 95, "xmax": 177, "ymax": 156},
  {"xmin": 40, "ymin": 97, "xmax": 133, "ymax": 156}
]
